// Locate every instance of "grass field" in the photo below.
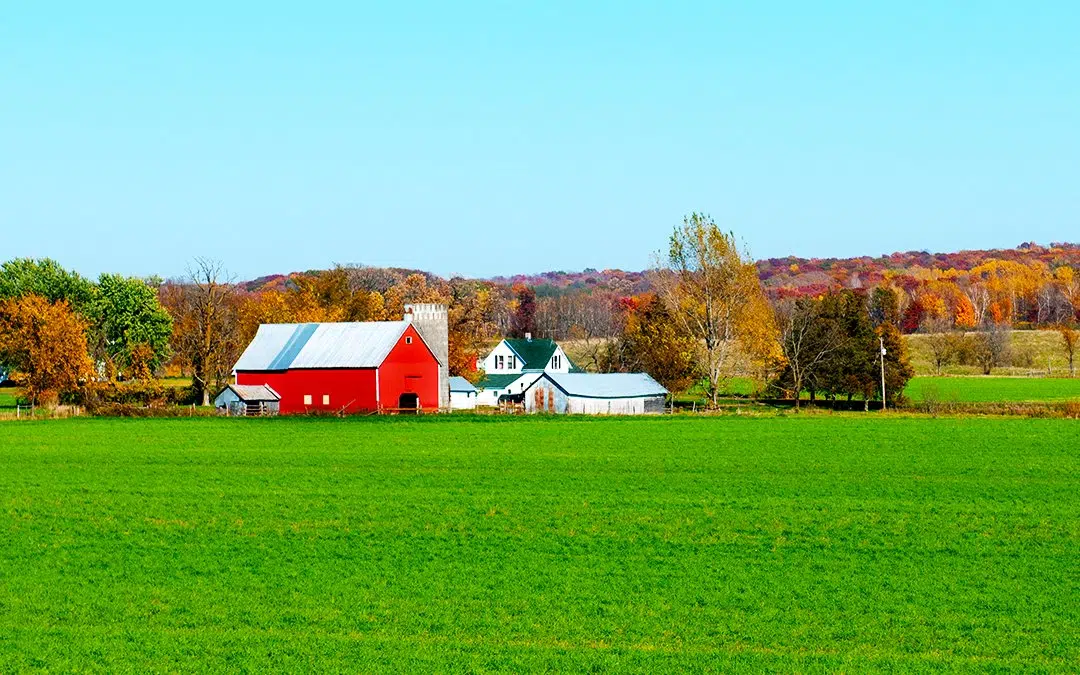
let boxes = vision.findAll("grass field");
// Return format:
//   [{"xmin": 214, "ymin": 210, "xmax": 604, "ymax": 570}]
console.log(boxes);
[
  {"xmin": 0, "ymin": 389, "xmax": 18, "ymax": 408},
  {"xmin": 1, "ymin": 417, "xmax": 1076, "ymax": 671},
  {"xmin": 905, "ymin": 376, "xmax": 1080, "ymax": 403},
  {"xmin": 907, "ymin": 329, "xmax": 1075, "ymax": 377}
]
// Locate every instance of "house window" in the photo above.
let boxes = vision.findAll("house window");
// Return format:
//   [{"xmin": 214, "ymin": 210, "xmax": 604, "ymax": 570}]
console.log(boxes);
[
  {"xmin": 304, "ymin": 395, "xmax": 312, "ymax": 405},
  {"xmin": 509, "ymin": 356, "xmax": 517, "ymax": 369},
  {"xmin": 552, "ymin": 355, "xmax": 561, "ymax": 369},
  {"xmin": 323, "ymin": 394, "xmax": 330, "ymax": 405},
  {"xmin": 405, "ymin": 336, "xmax": 413, "ymax": 345},
  {"xmin": 495, "ymin": 355, "xmax": 504, "ymax": 370}
]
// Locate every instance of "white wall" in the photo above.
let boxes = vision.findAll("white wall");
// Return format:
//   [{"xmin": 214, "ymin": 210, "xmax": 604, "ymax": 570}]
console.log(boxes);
[
  {"xmin": 480, "ymin": 341, "xmax": 523, "ymax": 374},
  {"xmin": 565, "ymin": 395, "xmax": 665, "ymax": 415},
  {"xmin": 450, "ymin": 390, "xmax": 477, "ymax": 410},
  {"xmin": 476, "ymin": 373, "xmax": 541, "ymax": 406}
]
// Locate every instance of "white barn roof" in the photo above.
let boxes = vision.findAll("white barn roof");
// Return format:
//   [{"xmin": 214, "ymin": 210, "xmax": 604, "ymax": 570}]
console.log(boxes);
[
  {"xmin": 233, "ymin": 321, "xmax": 427, "ymax": 371},
  {"xmin": 542, "ymin": 373, "xmax": 668, "ymax": 399}
]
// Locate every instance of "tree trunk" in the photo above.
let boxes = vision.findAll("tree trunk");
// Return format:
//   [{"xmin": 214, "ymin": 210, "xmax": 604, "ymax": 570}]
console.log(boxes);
[{"xmin": 202, "ymin": 388, "xmax": 210, "ymax": 407}]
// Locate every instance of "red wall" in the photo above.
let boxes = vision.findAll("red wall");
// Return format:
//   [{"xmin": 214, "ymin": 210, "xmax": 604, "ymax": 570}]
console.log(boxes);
[
  {"xmin": 235, "ymin": 324, "xmax": 440, "ymax": 414},
  {"xmin": 379, "ymin": 325, "xmax": 440, "ymax": 410},
  {"xmin": 238, "ymin": 368, "xmax": 377, "ymax": 414}
]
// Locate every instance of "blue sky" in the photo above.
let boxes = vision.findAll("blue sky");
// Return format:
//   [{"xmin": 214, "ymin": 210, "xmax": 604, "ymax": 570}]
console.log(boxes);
[{"xmin": 2, "ymin": 2, "xmax": 1078, "ymax": 280}]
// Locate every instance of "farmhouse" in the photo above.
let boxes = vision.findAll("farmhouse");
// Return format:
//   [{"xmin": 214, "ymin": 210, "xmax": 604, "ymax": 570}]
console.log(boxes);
[
  {"xmin": 449, "ymin": 376, "xmax": 478, "ymax": 410},
  {"xmin": 232, "ymin": 315, "xmax": 442, "ymax": 414},
  {"xmin": 523, "ymin": 372, "xmax": 668, "ymax": 415},
  {"xmin": 213, "ymin": 384, "xmax": 280, "ymax": 416},
  {"xmin": 476, "ymin": 334, "xmax": 581, "ymax": 406}
]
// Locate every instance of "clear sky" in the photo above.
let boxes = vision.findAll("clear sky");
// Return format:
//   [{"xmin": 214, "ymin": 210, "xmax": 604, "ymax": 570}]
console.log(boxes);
[{"xmin": 2, "ymin": 2, "xmax": 1078, "ymax": 280}]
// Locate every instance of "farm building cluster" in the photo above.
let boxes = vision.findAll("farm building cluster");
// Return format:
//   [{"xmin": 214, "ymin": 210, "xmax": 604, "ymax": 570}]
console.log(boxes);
[{"xmin": 216, "ymin": 305, "xmax": 666, "ymax": 416}]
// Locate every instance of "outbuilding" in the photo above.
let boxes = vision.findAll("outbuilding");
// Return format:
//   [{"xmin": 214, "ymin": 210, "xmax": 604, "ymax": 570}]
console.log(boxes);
[
  {"xmin": 214, "ymin": 384, "xmax": 281, "ymax": 416},
  {"xmin": 449, "ymin": 376, "xmax": 478, "ymax": 410},
  {"xmin": 232, "ymin": 321, "xmax": 441, "ymax": 414},
  {"xmin": 523, "ymin": 372, "xmax": 668, "ymax": 415}
]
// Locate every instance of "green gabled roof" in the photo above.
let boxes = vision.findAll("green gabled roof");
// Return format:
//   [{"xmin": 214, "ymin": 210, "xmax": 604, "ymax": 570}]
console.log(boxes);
[
  {"xmin": 476, "ymin": 373, "xmax": 528, "ymax": 391},
  {"xmin": 503, "ymin": 337, "xmax": 580, "ymax": 371}
]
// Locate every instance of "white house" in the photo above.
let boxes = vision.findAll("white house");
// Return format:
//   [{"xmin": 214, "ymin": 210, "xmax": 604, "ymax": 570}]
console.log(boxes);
[
  {"xmin": 475, "ymin": 334, "xmax": 579, "ymax": 406},
  {"xmin": 449, "ymin": 376, "xmax": 478, "ymax": 410},
  {"xmin": 523, "ymin": 372, "xmax": 668, "ymax": 415}
]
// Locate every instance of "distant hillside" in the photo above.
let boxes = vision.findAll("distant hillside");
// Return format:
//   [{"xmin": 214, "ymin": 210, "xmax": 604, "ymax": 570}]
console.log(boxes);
[
  {"xmin": 242, "ymin": 242, "xmax": 1080, "ymax": 298},
  {"xmin": 756, "ymin": 242, "xmax": 1080, "ymax": 297}
]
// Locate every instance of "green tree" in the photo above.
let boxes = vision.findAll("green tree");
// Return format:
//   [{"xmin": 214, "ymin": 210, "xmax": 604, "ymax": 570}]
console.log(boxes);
[
  {"xmin": 0, "ymin": 258, "xmax": 95, "ymax": 314},
  {"xmin": 91, "ymin": 274, "xmax": 173, "ymax": 378}
]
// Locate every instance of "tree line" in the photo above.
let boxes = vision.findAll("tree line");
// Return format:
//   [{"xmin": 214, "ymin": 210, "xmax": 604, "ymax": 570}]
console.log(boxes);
[{"xmin": 2, "ymin": 217, "xmax": 1077, "ymax": 409}]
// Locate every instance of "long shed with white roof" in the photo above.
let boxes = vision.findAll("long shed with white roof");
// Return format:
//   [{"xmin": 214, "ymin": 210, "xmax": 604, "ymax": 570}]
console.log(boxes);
[{"xmin": 523, "ymin": 372, "xmax": 668, "ymax": 415}]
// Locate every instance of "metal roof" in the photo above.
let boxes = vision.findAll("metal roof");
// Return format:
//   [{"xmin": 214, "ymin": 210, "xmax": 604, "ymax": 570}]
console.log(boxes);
[
  {"xmin": 225, "ymin": 384, "xmax": 280, "ymax": 401},
  {"xmin": 539, "ymin": 373, "xmax": 668, "ymax": 399},
  {"xmin": 449, "ymin": 376, "xmax": 477, "ymax": 393},
  {"xmin": 234, "ymin": 321, "xmax": 420, "ymax": 371}
]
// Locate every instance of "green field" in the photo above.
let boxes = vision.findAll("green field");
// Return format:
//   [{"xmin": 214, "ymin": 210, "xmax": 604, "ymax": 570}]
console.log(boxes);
[
  {"xmin": 0, "ymin": 389, "xmax": 18, "ymax": 408},
  {"xmin": 905, "ymin": 376, "xmax": 1080, "ymax": 403},
  {"xmin": 1, "ymin": 417, "xmax": 1076, "ymax": 671}
]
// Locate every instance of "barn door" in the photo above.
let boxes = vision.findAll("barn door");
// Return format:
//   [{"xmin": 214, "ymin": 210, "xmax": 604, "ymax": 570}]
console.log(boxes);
[{"xmin": 398, "ymin": 392, "xmax": 419, "ymax": 413}]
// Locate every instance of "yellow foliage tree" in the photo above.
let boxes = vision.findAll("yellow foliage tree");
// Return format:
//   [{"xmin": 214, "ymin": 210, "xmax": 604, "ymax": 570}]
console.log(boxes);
[{"xmin": 0, "ymin": 295, "xmax": 94, "ymax": 406}]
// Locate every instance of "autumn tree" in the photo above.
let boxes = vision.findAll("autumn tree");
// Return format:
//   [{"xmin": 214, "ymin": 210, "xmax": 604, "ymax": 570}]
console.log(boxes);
[
  {"xmin": 1060, "ymin": 324, "xmax": 1078, "ymax": 377},
  {"xmin": 652, "ymin": 213, "xmax": 781, "ymax": 406},
  {"xmin": 0, "ymin": 295, "xmax": 94, "ymax": 406},
  {"xmin": 162, "ymin": 258, "xmax": 240, "ymax": 406},
  {"xmin": 601, "ymin": 294, "xmax": 700, "ymax": 394},
  {"xmin": 509, "ymin": 284, "xmax": 537, "ymax": 338},
  {"xmin": 447, "ymin": 278, "xmax": 496, "ymax": 382}
]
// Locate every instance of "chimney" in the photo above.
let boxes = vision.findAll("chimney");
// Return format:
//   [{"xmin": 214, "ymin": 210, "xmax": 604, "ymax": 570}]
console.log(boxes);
[{"xmin": 525, "ymin": 332, "xmax": 532, "ymax": 342}]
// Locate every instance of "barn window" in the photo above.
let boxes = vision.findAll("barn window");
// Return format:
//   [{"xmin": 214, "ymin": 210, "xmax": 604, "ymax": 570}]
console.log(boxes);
[
  {"xmin": 405, "ymin": 336, "xmax": 413, "ymax": 345},
  {"xmin": 304, "ymin": 395, "xmax": 312, "ymax": 405},
  {"xmin": 323, "ymin": 394, "xmax": 330, "ymax": 405}
]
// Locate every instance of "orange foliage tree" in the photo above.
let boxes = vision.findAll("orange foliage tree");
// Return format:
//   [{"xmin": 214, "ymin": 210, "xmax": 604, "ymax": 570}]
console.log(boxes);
[{"xmin": 0, "ymin": 295, "xmax": 94, "ymax": 405}]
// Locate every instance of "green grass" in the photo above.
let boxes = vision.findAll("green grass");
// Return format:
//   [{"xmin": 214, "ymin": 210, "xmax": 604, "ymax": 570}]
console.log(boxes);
[
  {"xmin": 905, "ymin": 376, "xmax": 1080, "ymax": 403},
  {"xmin": 1, "ymin": 416, "xmax": 1077, "ymax": 671},
  {"xmin": 0, "ymin": 388, "xmax": 18, "ymax": 408}
]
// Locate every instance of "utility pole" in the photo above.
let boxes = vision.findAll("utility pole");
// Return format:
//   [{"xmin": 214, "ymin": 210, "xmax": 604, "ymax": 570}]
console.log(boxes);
[{"xmin": 880, "ymin": 336, "xmax": 887, "ymax": 411}]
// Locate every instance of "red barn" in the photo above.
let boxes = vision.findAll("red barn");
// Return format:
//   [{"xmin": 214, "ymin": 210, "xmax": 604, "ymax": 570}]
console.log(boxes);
[{"xmin": 232, "ymin": 321, "xmax": 440, "ymax": 414}]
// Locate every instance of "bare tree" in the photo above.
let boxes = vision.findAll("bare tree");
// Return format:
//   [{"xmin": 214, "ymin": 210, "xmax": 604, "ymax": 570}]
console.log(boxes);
[
  {"xmin": 776, "ymin": 298, "xmax": 843, "ymax": 410},
  {"xmin": 921, "ymin": 317, "xmax": 961, "ymax": 375},
  {"xmin": 163, "ymin": 258, "xmax": 240, "ymax": 405}
]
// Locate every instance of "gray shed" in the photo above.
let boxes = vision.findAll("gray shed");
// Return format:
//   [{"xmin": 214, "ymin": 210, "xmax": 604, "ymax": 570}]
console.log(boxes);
[
  {"xmin": 214, "ymin": 384, "xmax": 281, "ymax": 416},
  {"xmin": 523, "ymin": 373, "xmax": 668, "ymax": 415}
]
